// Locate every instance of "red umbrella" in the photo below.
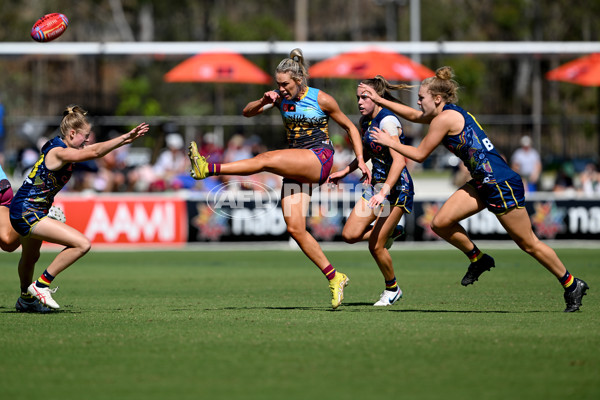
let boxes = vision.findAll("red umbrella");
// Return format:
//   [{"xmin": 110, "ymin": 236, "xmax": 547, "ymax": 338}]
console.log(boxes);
[
  {"xmin": 308, "ymin": 46, "xmax": 434, "ymax": 81},
  {"xmin": 546, "ymin": 53, "xmax": 600, "ymax": 155},
  {"xmin": 164, "ymin": 50, "xmax": 271, "ymax": 84},
  {"xmin": 165, "ymin": 50, "xmax": 271, "ymax": 147},
  {"xmin": 546, "ymin": 53, "xmax": 600, "ymax": 86}
]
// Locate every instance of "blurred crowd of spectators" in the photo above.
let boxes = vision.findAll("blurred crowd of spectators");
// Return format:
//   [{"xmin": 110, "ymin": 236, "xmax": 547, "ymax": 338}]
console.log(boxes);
[
  {"xmin": 6, "ymin": 129, "xmax": 289, "ymax": 194},
  {"xmin": 445, "ymin": 134, "xmax": 600, "ymax": 197},
  {"xmin": 2, "ymin": 128, "xmax": 600, "ymax": 197}
]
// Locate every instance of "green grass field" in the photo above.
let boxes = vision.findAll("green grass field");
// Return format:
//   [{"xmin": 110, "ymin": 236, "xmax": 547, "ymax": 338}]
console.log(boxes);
[{"xmin": 0, "ymin": 246, "xmax": 598, "ymax": 400}]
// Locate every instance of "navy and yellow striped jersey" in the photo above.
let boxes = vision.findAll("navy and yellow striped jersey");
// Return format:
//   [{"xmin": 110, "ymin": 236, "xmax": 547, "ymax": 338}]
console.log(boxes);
[
  {"xmin": 442, "ymin": 103, "xmax": 519, "ymax": 185},
  {"xmin": 10, "ymin": 136, "xmax": 73, "ymax": 214}
]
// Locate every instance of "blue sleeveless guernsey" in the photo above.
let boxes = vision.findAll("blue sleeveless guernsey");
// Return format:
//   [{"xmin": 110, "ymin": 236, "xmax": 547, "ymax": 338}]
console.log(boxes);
[
  {"xmin": 277, "ymin": 87, "xmax": 334, "ymax": 151},
  {"xmin": 0, "ymin": 164, "xmax": 7, "ymax": 181},
  {"xmin": 441, "ymin": 103, "xmax": 519, "ymax": 185}
]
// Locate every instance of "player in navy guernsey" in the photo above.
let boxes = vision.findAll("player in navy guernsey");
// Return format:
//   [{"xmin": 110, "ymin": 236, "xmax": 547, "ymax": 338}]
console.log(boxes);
[
  {"xmin": 2, "ymin": 162, "xmax": 60, "ymax": 313},
  {"xmin": 361, "ymin": 66, "xmax": 588, "ymax": 312},
  {"xmin": 328, "ymin": 76, "xmax": 414, "ymax": 307},
  {"xmin": 9, "ymin": 105, "xmax": 148, "ymax": 310},
  {"xmin": 188, "ymin": 48, "xmax": 371, "ymax": 309}
]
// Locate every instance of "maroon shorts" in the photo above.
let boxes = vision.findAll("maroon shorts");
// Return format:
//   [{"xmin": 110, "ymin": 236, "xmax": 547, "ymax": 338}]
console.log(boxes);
[
  {"xmin": 0, "ymin": 179, "xmax": 13, "ymax": 206},
  {"xmin": 282, "ymin": 147, "xmax": 335, "ymax": 186},
  {"xmin": 312, "ymin": 148, "xmax": 334, "ymax": 185}
]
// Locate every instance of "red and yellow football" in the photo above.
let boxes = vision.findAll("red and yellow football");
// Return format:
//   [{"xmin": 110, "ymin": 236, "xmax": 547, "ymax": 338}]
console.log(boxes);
[{"xmin": 31, "ymin": 13, "xmax": 69, "ymax": 42}]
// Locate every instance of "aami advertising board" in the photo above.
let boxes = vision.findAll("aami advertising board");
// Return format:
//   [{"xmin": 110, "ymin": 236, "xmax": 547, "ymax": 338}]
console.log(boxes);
[{"xmin": 53, "ymin": 194, "xmax": 188, "ymax": 247}]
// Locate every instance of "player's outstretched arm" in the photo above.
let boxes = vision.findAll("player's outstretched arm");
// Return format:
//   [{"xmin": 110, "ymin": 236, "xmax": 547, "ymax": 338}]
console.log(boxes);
[{"xmin": 52, "ymin": 123, "xmax": 149, "ymax": 166}]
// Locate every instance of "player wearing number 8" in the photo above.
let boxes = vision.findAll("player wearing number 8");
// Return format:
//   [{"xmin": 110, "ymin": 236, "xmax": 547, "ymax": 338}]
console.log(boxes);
[
  {"xmin": 440, "ymin": 102, "xmax": 524, "ymax": 214},
  {"xmin": 361, "ymin": 66, "xmax": 589, "ymax": 312}
]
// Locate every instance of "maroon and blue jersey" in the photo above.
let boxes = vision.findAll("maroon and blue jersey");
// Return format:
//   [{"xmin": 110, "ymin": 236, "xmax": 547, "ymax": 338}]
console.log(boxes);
[
  {"xmin": 10, "ymin": 136, "xmax": 73, "ymax": 217},
  {"xmin": 277, "ymin": 87, "xmax": 334, "ymax": 151},
  {"xmin": 441, "ymin": 103, "xmax": 519, "ymax": 185}
]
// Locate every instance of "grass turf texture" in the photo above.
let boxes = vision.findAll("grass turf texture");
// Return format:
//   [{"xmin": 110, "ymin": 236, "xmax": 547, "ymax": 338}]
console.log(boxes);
[{"xmin": 0, "ymin": 247, "xmax": 598, "ymax": 400}]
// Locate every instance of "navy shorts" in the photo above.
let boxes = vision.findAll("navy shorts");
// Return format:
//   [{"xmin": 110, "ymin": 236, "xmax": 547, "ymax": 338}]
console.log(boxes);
[
  {"xmin": 9, "ymin": 196, "xmax": 50, "ymax": 237},
  {"xmin": 467, "ymin": 175, "xmax": 525, "ymax": 215},
  {"xmin": 362, "ymin": 182, "xmax": 414, "ymax": 213},
  {"xmin": 10, "ymin": 210, "xmax": 49, "ymax": 237}
]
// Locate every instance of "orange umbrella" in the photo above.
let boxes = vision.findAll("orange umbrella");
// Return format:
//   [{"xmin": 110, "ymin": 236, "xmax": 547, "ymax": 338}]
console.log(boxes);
[
  {"xmin": 309, "ymin": 47, "xmax": 434, "ymax": 81},
  {"xmin": 546, "ymin": 53, "xmax": 600, "ymax": 155},
  {"xmin": 164, "ymin": 50, "xmax": 271, "ymax": 84},
  {"xmin": 546, "ymin": 53, "xmax": 600, "ymax": 86}
]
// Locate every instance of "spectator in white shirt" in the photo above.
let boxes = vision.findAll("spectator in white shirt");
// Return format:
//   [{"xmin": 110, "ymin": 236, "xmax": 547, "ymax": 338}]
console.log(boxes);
[{"xmin": 511, "ymin": 135, "xmax": 542, "ymax": 192}]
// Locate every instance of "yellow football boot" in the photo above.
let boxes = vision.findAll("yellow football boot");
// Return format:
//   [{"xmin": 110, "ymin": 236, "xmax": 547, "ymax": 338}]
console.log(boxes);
[
  {"xmin": 188, "ymin": 141, "xmax": 209, "ymax": 180},
  {"xmin": 329, "ymin": 272, "xmax": 349, "ymax": 309}
]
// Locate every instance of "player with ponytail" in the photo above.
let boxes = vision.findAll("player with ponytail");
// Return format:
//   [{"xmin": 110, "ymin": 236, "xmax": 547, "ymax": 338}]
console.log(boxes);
[
  {"xmin": 328, "ymin": 75, "xmax": 414, "ymax": 306},
  {"xmin": 360, "ymin": 66, "xmax": 588, "ymax": 312},
  {"xmin": 188, "ymin": 49, "xmax": 371, "ymax": 309}
]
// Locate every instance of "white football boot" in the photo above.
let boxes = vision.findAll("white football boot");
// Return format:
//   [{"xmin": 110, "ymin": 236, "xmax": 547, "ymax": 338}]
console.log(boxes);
[
  {"xmin": 374, "ymin": 288, "xmax": 403, "ymax": 306},
  {"xmin": 27, "ymin": 283, "xmax": 60, "ymax": 309}
]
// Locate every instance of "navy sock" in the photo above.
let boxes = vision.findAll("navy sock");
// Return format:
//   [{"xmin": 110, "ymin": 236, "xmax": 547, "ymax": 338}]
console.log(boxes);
[
  {"xmin": 465, "ymin": 246, "xmax": 482, "ymax": 263},
  {"xmin": 35, "ymin": 269, "xmax": 55, "ymax": 288},
  {"xmin": 385, "ymin": 277, "xmax": 398, "ymax": 292},
  {"xmin": 559, "ymin": 271, "xmax": 576, "ymax": 293}
]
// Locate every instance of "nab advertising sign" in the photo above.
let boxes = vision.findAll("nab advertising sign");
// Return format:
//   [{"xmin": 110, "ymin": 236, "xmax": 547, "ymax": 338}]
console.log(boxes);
[{"xmin": 187, "ymin": 189, "xmax": 600, "ymax": 242}]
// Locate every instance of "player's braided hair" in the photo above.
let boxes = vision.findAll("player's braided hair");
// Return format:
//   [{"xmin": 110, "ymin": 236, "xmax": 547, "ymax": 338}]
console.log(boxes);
[{"xmin": 60, "ymin": 104, "xmax": 90, "ymax": 137}]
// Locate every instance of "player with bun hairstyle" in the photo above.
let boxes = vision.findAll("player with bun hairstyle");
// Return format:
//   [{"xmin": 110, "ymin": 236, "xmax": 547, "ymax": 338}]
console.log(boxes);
[
  {"xmin": 360, "ymin": 66, "xmax": 589, "ymax": 312},
  {"xmin": 10, "ymin": 105, "xmax": 149, "ymax": 310},
  {"xmin": 328, "ymin": 75, "xmax": 414, "ymax": 306},
  {"xmin": 188, "ymin": 48, "xmax": 371, "ymax": 309}
]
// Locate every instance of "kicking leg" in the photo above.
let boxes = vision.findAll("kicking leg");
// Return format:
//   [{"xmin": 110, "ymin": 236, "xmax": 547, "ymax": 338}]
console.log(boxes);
[{"xmin": 189, "ymin": 143, "xmax": 322, "ymax": 183}]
